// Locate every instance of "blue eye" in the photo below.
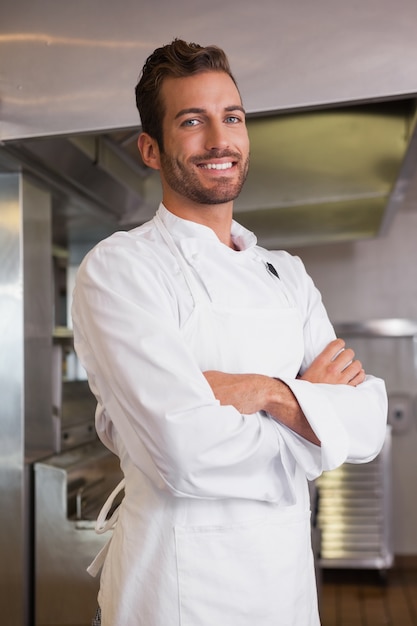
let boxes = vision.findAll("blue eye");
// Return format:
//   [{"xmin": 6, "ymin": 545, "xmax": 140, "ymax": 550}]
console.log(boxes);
[
  {"xmin": 225, "ymin": 116, "xmax": 241, "ymax": 124},
  {"xmin": 182, "ymin": 119, "xmax": 199, "ymax": 127}
]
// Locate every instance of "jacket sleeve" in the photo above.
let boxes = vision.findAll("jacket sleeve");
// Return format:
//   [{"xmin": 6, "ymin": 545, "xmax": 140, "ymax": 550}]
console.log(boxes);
[
  {"xmin": 269, "ymin": 251, "xmax": 388, "ymax": 478},
  {"xmin": 72, "ymin": 238, "xmax": 295, "ymax": 504}
]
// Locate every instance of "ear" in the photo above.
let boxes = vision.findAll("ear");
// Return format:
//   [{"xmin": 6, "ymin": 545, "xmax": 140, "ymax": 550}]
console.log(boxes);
[{"xmin": 138, "ymin": 132, "xmax": 161, "ymax": 171}]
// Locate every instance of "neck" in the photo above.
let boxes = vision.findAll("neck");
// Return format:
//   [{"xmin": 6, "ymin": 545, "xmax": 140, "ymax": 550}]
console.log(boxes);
[{"xmin": 162, "ymin": 197, "xmax": 235, "ymax": 248}]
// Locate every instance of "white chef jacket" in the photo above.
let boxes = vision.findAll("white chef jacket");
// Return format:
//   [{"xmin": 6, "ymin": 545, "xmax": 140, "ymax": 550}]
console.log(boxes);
[{"xmin": 72, "ymin": 204, "xmax": 387, "ymax": 626}]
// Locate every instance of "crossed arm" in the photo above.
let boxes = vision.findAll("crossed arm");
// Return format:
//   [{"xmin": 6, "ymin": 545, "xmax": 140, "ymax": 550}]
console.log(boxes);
[{"xmin": 203, "ymin": 338, "xmax": 365, "ymax": 446}]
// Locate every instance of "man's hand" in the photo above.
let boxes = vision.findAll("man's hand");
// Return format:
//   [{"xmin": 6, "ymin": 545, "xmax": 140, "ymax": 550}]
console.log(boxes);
[{"xmin": 299, "ymin": 338, "xmax": 365, "ymax": 387}]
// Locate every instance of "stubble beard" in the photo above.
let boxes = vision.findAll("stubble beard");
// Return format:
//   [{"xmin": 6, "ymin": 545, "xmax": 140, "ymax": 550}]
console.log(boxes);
[{"xmin": 159, "ymin": 150, "xmax": 250, "ymax": 205}]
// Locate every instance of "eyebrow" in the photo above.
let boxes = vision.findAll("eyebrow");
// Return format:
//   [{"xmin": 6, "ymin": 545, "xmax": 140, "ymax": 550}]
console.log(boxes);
[{"xmin": 174, "ymin": 105, "xmax": 246, "ymax": 120}]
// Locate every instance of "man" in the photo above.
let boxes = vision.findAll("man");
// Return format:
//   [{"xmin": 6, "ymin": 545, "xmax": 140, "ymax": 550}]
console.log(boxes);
[{"xmin": 72, "ymin": 39, "xmax": 387, "ymax": 626}]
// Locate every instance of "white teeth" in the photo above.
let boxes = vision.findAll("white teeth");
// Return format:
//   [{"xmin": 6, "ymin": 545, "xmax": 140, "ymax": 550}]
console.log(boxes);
[{"xmin": 201, "ymin": 162, "xmax": 233, "ymax": 170}]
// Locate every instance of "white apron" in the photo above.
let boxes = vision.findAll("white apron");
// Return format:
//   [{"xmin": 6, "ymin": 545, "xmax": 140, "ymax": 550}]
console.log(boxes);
[{"xmin": 94, "ymin": 214, "xmax": 320, "ymax": 626}]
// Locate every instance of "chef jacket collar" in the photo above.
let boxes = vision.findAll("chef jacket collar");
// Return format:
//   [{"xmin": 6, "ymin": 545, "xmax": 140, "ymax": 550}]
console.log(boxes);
[{"xmin": 157, "ymin": 203, "xmax": 258, "ymax": 253}]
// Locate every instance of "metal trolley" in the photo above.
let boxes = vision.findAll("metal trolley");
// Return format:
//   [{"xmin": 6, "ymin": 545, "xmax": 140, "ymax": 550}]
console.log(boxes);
[{"xmin": 316, "ymin": 427, "xmax": 393, "ymax": 573}]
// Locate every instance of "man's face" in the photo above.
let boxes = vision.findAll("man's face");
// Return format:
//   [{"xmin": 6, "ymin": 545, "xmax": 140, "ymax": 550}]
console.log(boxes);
[{"xmin": 157, "ymin": 71, "xmax": 250, "ymax": 207}]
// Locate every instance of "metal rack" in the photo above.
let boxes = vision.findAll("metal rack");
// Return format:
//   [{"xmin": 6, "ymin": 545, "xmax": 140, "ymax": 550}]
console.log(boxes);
[{"xmin": 316, "ymin": 427, "xmax": 392, "ymax": 570}]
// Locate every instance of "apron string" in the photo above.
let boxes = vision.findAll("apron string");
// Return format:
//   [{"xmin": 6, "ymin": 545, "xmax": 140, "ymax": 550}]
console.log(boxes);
[{"xmin": 86, "ymin": 478, "xmax": 126, "ymax": 578}]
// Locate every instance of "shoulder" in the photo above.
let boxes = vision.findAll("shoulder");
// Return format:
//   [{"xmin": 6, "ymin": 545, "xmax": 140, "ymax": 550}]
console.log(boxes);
[
  {"xmin": 78, "ymin": 218, "xmax": 170, "ymax": 275},
  {"xmin": 75, "ymin": 217, "xmax": 184, "ymax": 307},
  {"xmin": 86, "ymin": 218, "xmax": 159, "ymax": 255},
  {"xmin": 73, "ymin": 218, "xmax": 189, "ymax": 323}
]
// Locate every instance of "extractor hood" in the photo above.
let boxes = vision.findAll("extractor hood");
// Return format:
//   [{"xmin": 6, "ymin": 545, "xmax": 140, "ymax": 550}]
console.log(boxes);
[{"xmin": 235, "ymin": 99, "xmax": 417, "ymax": 247}]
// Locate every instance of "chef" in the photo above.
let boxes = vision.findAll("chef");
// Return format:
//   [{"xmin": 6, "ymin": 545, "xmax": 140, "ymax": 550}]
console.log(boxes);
[{"xmin": 72, "ymin": 39, "xmax": 388, "ymax": 626}]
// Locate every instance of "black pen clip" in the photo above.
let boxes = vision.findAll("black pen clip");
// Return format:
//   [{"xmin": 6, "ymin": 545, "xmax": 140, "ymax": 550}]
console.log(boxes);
[{"xmin": 266, "ymin": 262, "xmax": 280, "ymax": 279}]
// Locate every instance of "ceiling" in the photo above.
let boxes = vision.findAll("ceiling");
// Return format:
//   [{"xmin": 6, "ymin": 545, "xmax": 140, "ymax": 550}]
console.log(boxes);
[{"xmin": 1, "ymin": 0, "xmax": 417, "ymax": 249}]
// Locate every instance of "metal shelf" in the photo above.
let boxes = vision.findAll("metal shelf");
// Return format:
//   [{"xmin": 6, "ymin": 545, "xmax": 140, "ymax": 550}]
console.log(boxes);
[{"xmin": 316, "ymin": 427, "xmax": 393, "ymax": 570}]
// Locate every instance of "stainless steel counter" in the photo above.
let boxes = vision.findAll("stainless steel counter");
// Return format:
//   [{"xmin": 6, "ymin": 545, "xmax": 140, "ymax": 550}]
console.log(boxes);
[{"xmin": 34, "ymin": 440, "xmax": 123, "ymax": 625}]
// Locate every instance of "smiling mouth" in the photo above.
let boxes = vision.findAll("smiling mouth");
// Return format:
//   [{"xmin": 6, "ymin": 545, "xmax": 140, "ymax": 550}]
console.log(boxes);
[{"xmin": 198, "ymin": 162, "xmax": 234, "ymax": 170}]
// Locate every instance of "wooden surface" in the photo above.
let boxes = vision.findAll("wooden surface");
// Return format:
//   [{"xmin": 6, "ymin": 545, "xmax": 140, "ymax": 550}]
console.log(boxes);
[{"xmin": 320, "ymin": 563, "xmax": 417, "ymax": 625}]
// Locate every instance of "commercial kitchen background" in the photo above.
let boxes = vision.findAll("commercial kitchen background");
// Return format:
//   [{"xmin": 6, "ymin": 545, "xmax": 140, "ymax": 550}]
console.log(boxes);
[{"xmin": 2, "ymin": 0, "xmax": 417, "ymax": 624}]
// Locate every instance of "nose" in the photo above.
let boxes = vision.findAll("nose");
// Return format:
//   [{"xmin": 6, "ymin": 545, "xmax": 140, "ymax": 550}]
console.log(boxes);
[{"xmin": 204, "ymin": 120, "xmax": 229, "ymax": 151}]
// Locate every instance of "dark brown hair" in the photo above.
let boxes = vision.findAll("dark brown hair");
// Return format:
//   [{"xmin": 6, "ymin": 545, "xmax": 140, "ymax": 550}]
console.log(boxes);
[{"xmin": 135, "ymin": 39, "xmax": 238, "ymax": 150}]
